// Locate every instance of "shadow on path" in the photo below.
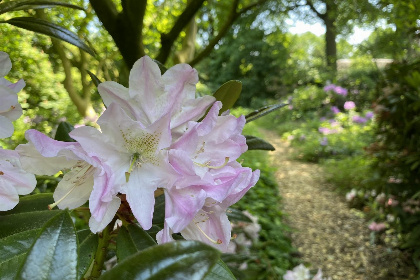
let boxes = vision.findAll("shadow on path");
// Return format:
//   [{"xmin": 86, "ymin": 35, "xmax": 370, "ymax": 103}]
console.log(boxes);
[{"xmin": 263, "ymin": 129, "xmax": 416, "ymax": 280}]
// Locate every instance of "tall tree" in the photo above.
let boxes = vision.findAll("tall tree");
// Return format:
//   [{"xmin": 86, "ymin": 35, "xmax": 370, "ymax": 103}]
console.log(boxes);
[{"xmin": 289, "ymin": 0, "xmax": 378, "ymax": 78}]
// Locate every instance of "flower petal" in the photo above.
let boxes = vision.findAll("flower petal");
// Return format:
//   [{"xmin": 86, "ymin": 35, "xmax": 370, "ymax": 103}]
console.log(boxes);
[
  {"xmin": 0, "ymin": 179, "xmax": 19, "ymax": 211},
  {"xmin": 53, "ymin": 161, "xmax": 94, "ymax": 209},
  {"xmin": 0, "ymin": 51, "xmax": 12, "ymax": 77},
  {"xmin": 89, "ymin": 196, "xmax": 121, "ymax": 233},
  {"xmin": 0, "ymin": 115, "xmax": 14, "ymax": 138}
]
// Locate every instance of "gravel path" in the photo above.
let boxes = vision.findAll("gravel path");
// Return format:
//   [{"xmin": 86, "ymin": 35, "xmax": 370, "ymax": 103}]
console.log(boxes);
[{"xmin": 263, "ymin": 130, "xmax": 416, "ymax": 280}]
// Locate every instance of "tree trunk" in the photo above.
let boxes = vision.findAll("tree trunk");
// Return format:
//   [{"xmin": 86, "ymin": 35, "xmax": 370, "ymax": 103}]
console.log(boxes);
[{"xmin": 325, "ymin": 18, "xmax": 337, "ymax": 75}]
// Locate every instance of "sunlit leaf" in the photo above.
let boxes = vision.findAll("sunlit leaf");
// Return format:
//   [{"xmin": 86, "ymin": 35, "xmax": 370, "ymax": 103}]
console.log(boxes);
[
  {"xmin": 17, "ymin": 211, "xmax": 78, "ymax": 280},
  {"xmin": 213, "ymin": 80, "xmax": 242, "ymax": 114},
  {"xmin": 4, "ymin": 17, "xmax": 95, "ymax": 56},
  {"xmin": 245, "ymin": 103, "xmax": 288, "ymax": 123},
  {"xmin": 245, "ymin": 135, "xmax": 275, "ymax": 151},
  {"xmin": 0, "ymin": 0, "xmax": 83, "ymax": 15},
  {"xmin": 116, "ymin": 224, "xmax": 156, "ymax": 261},
  {"xmin": 100, "ymin": 241, "xmax": 220, "ymax": 280}
]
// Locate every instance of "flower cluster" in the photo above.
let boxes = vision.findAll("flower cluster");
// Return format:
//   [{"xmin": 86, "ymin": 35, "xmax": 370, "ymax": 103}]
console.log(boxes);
[
  {"xmin": 323, "ymin": 84, "xmax": 348, "ymax": 96},
  {"xmin": 0, "ymin": 52, "xmax": 36, "ymax": 211},
  {"xmin": 16, "ymin": 56, "xmax": 259, "ymax": 251}
]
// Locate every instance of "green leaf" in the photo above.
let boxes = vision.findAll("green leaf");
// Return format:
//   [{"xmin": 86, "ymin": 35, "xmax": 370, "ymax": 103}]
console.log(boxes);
[
  {"xmin": 0, "ymin": 194, "xmax": 61, "ymax": 280},
  {"xmin": 100, "ymin": 241, "xmax": 220, "ymax": 280},
  {"xmin": 226, "ymin": 208, "xmax": 252, "ymax": 223},
  {"xmin": 4, "ymin": 17, "xmax": 95, "ymax": 56},
  {"xmin": 152, "ymin": 194, "xmax": 165, "ymax": 226},
  {"xmin": 0, "ymin": 193, "xmax": 54, "ymax": 216},
  {"xmin": 17, "ymin": 211, "xmax": 78, "ymax": 280},
  {"xmin": 204, "ymin": 259, "xmax": 236, "ymax": 280},
  {"xmin": 0, "ymin": 0, "xmax": 83, "ymax": 15},
  {"xmin": 86, "ymin": 70, "xmax": 103, "ymax": 88},
  {"xmin": 78, "ymin": 232, "xmax": 98, "ymax": 279},
  {"xmin": 213, "ymin": 80, "xmax": 242, "ymax": 114},
  {"xmin": 245, "ymin": 135, "xmax": 275, "ymax": 151},
  {"xmin": 54, "ymin": 121, "xmax": 75, "ymax": 142},
  {"xmin": 245, "ymin": 103, "xmax": 288, "ymax": 123},
  {"xmin": 116, "ymin": 224, "xmax": 156, "ymax": 261}
]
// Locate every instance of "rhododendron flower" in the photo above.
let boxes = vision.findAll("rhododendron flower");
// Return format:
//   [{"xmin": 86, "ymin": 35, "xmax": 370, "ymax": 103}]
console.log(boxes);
[
  {"xmin": 0, "ymin": 51, "xmax": 25, "ymax": 138},
  {"xmin": 284, "ymin": 264, "xmax": 328, "ymax": 280},
  {"xmin": 346, "ymin": 189, "xmax": 357, "ymax": 201},
  {"xmin": 0, "ymin": 148, "xmax": 36, "ymax": 211},
  {"xmin": 368, "ymin": 222, "xmax": 386, "ymax": 232},
  {"xmin": 365, "ymin": 111, "xmax": 374, "ymax": 119},
  {"xmin": 331, "ymin": 106, "xmax": 340, "ymax": 114},
  {"xmin": 343, "ymin": 101, "xmax": 356, "ymax": 110},
  {"xmin": 70, "ymin": 103, "xmax": 179, "ymax": 230},
  {"xmin": 16, "ymin": 129, "xmax": 120, "ymax": 232},
  {"xmin": 352, "ymin": 115, "xmax": 367, "ymax": 124},
  {"xmin": 98, "ymin": 56, "xmax": 215, "ymax": 135},
  {"xmin": 157, "ymin": 165, "xmax": 259, "ymax": 252}
]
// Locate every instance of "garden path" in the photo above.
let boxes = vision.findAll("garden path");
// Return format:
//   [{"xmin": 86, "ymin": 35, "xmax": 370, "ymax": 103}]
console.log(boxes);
[{"xmin": 262, "ymin": 129, "xmax": 416, "ymax": 280}]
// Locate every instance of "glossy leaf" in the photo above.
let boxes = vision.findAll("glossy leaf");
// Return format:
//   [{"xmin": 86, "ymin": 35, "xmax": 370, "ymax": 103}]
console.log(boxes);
[
  {"xmin": 226, "ymin": 208, "xmax": 252, "ymax": 223},
  {"xmin": 87, "ymin": 70, "xmax": 103, "ymax": 88},
  {"xmin": 0, "ymin": 0, "xmax": 83, "ymax": 15},
  {"xmin": 204, "ymin": 259, "xmax": 236, "ymax": 280},
  {"xmin": 4, "ymin": 17, "xmax": 95, "ymax": 56},
  {"xmin": 17, "ymin": 211, "xmax": 78, "ymax": 280},
  {"xmin": 116, "ymin": 224, "xmax": 156, "ymax": 261},
  {"xmin": 245, "ymin": 135, "xmax": 275, "ymax": 151},
  {"xmin": 213, "ymin": 80, "xmax": 242, "ymax": 114},
  {"xmin": 54, "ymin": 121, "xmax": 75, "ymax": 142},
  {"xmin": 0, "ymin": 194, "xmax": 61, "ymax": 280},
  {"xmin": 78, "ymin": 232, "xmax": 98, "ymax": 279},
  {"xmin": 245, "ymin": 103, "xmax": 288, "ymax": 123},
  {"xmin": 100, "ymin": 241, "xmax": 220, "ymax": 280}
]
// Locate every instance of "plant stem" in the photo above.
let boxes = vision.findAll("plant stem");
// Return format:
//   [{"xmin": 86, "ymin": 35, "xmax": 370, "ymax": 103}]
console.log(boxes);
[{"xmin": 88, "ymin": 217, "xmax": 117, "ymax": 279}]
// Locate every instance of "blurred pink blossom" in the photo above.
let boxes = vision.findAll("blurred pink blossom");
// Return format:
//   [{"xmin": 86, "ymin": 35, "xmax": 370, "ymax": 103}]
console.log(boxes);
[
  {"xmin": 368, "ymin": 222, "xmax": 386, "ymax": 231},
  {"xmin": 344, "ymin": 101, "xmax": 356, "ymax": 110}
]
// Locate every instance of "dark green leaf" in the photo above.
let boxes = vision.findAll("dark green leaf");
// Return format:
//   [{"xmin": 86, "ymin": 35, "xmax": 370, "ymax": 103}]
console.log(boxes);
[
  {"xmin": 245, "ymin": 135, "xmax": 275, "ymax": 151},
  {"xmin": 100, "ymin": 241, "xmax": 220, "ymax": 280},
  {"xmin": 0, "ymin": 193, "xmax": 53, "ymax": 216},
  {"xmin": 226, "ymin": 208, "xmax": 252, "ymax": 223},
  {"xmin": 204, "ymin": 259, "xmax": 236, "ymax": 280},
  {"xmin": 5, "ymin": 17, "xmax": 95, "ymax": 56},
  {"xmin": 213, "ymin": 80, "xmax": 242, "ymax": 114},
  {"xmin": 78, "ymin": 232, "xmax": 98, "ymax": 279},
  {"xmin": 245, "ymin": 103, "xmax": 288, "ymax": 123},
  {"xmin": 87, "ymin": 70, "xmax": 103, "ymax": 88},
  {"xmin": 0, "ymin": 194, "xmax": 63, "ymax": 279},
  {"xmin": 152, "ymin": 194, "xmax": 165, "ymax": 226},
  {"xmin": 116, "ymin": 224, "xmax": 156, "ymax": 261},
  {"xmin": 17, "ymin": 211, "xmax": 78, "ymax": 280},
  {"xmin": 54, "ymin": 121, "xmax": 75, "ymax": 142},
  {"xmin": 0, "ymin": 0, "xmax": 83, "ymax": 15}
]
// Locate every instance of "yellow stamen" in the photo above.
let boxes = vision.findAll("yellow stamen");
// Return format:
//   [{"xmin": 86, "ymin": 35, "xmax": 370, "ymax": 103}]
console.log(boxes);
[
  {"xmin": 194, "ymin": 157, "xmax": 229, "ymax": 169},
  {"xmin": 194, "ymin": 221, "xmax": 222, "ymax": 244},
  {"xmin": 48, "ymin": 183, "xmax": 79, "ymax": 210}
]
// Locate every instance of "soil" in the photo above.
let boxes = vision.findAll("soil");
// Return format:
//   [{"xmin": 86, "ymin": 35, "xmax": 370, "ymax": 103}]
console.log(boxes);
[{"xmin": 263, "ymin": 130, "xmax": 417, "ymax": 280}]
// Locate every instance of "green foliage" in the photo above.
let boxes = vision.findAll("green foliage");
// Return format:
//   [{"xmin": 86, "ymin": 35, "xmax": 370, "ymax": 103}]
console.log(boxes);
[
  {"xmin": 100, "ymin": 241, "xmax": 220, "ymax": 280},
  {"xmin": 213, "ymin": 80, "xmax": 242, "ymax": 113},
  {"xmin": 225, "ymin": 117, "xmax": 297, "ymax": 280}
]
